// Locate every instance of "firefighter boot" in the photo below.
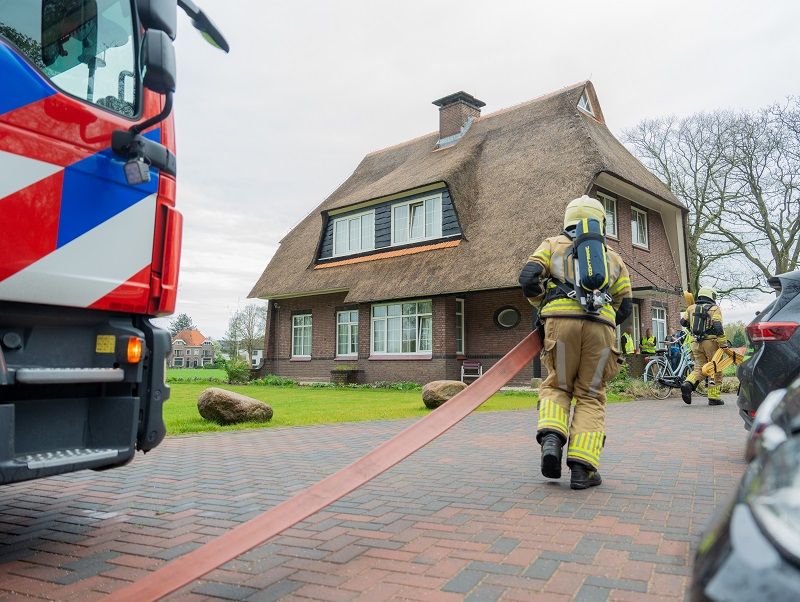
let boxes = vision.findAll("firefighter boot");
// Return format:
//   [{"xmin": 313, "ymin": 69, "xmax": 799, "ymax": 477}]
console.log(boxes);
[
  {"xmin": 540, "ymin": 433, "xmax": 563, "ymax": 479},
  {"xmin": 708, "ymin": 384, "xmax": 724, "ymax": 406},
  {"xmin": 570, "ymin": 462, "xmax": 602, "ymax": 490},
  {"xmin": 681, "ymin": 380, "xmax": 695, "ymax": 405}
]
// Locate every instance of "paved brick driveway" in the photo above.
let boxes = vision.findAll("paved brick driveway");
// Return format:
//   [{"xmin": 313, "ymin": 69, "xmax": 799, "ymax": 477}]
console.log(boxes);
[{"xmin": 0, "ymin": 396, "xmax": 746, "ymax": 601}]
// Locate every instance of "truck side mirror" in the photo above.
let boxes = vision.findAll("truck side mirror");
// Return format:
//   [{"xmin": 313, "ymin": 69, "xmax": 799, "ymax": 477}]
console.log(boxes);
[
  {"xmin": 141, "ymin": 29, "xmax": 176, "ymax": 94},
  {"xmin": 137, "ymin": 0, "xmax": 177, "ymax": 39}
]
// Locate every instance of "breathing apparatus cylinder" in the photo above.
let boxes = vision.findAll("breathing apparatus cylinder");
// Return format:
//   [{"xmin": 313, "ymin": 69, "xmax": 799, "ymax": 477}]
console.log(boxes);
[{"xmin": 571, "ymin": 217, "xmax": 610, "ymax": 314}]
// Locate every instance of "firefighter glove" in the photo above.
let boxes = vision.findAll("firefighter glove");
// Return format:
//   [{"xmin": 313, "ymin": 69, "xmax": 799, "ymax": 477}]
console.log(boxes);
[{"xmin": 519, "ymin": 261, "xmax": 544, "ymax": 297}]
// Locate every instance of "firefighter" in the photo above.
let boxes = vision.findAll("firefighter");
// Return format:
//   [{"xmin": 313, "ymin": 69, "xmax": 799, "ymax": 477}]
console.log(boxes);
[
  {"xmin": 519, "ymin": 195, "xmax": 632, "ymax": 490},
  {"xmin": 640, "ymin": 329, "xmax": 656, "ymax": 355},
  {"xmin": 680, "ymin": 287, "xmax": 726, "ymax": 405},
  {"xmin": 621, "ymin": 328, "xmax": 635, "ymax": 355}
]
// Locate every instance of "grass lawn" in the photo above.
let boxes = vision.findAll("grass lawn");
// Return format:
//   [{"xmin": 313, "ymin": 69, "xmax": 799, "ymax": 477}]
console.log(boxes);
[
  {"xmin": 167, "ymin": 368, "xmax": 226, "ymax": 380},
  {"xmin": 164, "ymin": 382, "xmax": 628, "ymax": 435}
]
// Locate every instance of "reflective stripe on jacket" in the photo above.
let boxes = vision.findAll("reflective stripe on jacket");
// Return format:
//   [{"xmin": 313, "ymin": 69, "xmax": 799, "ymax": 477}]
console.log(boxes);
[
  {"xmin": 525, "ymin": 234, "xmax": 632, "ymax": 328},
  {"xmin": 682, "ymin": 304, "xmax": 726, "ymax": 343},
  {"xmin": 640, "ymin": 336, "xmax": 656, "ymax": 353}
]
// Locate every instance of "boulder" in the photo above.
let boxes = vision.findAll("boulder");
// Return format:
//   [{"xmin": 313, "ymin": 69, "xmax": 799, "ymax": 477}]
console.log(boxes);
[
  {"xmin": 422, "ymin": 380, "xmax": 468, "ymax": 409},
  {"xmin": 197, "ymin": 387, "xmax": 273, "ymax": 425}
]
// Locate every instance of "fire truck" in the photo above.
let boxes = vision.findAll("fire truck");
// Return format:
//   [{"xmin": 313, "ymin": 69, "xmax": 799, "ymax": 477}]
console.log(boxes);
[{"xmin": 0, "ymin": 0, "xmax": 227, "ymax": 484}]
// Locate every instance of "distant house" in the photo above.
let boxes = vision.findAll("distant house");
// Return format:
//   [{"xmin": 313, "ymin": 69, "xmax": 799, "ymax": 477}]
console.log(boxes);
[
  {"xmin": 249, "ymin": 82, "xmax": 689, "ymax": 384},
  {"xmin": 170, "ymin": 329, "xmax": 215, "ymax": 368}
]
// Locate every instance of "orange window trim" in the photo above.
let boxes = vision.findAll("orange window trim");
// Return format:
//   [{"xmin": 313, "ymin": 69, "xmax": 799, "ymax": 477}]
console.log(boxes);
[{"xmin": 315, "ymin": 240, "xmax": 460, "ymax": 269}]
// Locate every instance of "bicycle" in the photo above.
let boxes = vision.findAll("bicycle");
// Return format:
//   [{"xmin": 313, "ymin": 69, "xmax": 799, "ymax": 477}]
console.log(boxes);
[{"xmin": 642, "ymin": 332, "xmax": 706, "ymax": 399}]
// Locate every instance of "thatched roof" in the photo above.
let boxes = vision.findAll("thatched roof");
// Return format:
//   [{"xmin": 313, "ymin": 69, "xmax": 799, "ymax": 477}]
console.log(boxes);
[{"xmin": 249, "ymin": 81, "xmax": 681, "ymax": 303}]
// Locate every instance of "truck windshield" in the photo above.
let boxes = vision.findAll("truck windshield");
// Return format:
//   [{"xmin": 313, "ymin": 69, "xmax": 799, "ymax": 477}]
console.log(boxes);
[{"xmin": 0, "ymin": 0, "xmax": 137, "ymax": 117}]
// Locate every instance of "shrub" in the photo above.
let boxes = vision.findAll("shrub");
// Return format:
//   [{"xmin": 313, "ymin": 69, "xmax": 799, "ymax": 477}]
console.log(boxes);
[
  {"xmin": 251, "ymin": 374, "xmax": 297, "ymax": 387},
  {"xmin": 225, "ymin": 357, "xmax": 251, "ymax": 384}
]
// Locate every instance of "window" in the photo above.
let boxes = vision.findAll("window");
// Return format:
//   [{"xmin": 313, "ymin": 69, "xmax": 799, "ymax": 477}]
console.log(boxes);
[
  {"xmin": 173, "ymin": 357, "xmax": 183, "ymax": 367},
  {"xmin": 333, "ymin": 211, "xmax": 374, "ymax": 256},
  {"xmin": 577, "ymin": 90, "xmax": 594, "ymax": 116},
  {"xmin": 631, "ymin": 206, "xmax": 649, "ymax": 248},
  {"xmin": 173, "ymin": 349, "xmax": 182, "ymax": 356},
  {"xmin": 632, "ymin": 303, "xmax": 641, "ymax": 351},
  {"xmin": 391, "ymin": 195, "xmax": 442, "ymax": 245},
  {"xmin": 652, "ymin": 307, "xmax": 667, "ymax": 350},
  {"xmin": 456, "ymin": 299, "xmax": 465, "ymax": 356},
  {"xmin": 336, "ymin": 310, "xmax": 359, "ymax": 356},
  {"xmin": 372, "ymin": 300, "xmax": 432, "ymax": 355},
  {"xmin": 597, "ymin": 192, "xmax": 618, "ymax": 238},
  {"xmin": 495, "ymin": 307, "xmax": 521, "ymax": 329},
  {"xmin": 292, "ymin": 314, "xmax": 312, "ymax": 357},
  {"xmin": 0, "ymin": 0, "xmax": 139, "ymax": 117}
]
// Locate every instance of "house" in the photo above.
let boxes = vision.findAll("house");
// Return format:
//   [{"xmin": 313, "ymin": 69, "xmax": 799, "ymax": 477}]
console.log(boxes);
[
  {"xmin": 249, "ymin": 82, "xmax": 689, "ymax": 384},
  {"xmin": 170, "ymin": 329, "xmax": 215, "ymax": 368}
]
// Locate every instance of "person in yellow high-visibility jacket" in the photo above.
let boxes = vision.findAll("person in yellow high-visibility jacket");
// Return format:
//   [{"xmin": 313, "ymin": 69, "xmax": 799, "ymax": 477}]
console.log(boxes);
[
  {"xmin": 519, "ymin": 195, "xmax": 632, "ymax": 490},
  {"xmin": 680, "ymin": 287, "xmax": 726, "ymax": 405},
  {"xmin": 640, "ymin": 329, "xmax": 657, "ymax": 354},
  {"xmin": 621, "ymin": 329, "xmax": 635, "ymax": 355}
]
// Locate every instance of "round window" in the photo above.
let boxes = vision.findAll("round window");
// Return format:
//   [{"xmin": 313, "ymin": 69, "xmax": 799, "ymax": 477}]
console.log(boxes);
[{"xmin": 495, "ymin": 307, "xmax": 521, "ymax": 329}]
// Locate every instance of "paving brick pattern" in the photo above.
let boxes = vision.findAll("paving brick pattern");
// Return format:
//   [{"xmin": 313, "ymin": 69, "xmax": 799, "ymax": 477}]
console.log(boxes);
[{"xmin": 0, "ymin": 396, "xmax": 746, "ymax": 600}]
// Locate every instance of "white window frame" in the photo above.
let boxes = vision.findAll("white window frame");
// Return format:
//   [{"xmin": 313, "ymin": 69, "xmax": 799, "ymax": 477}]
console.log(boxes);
[
  {"xmin": 632, "ymin": 303, "xmax": 641, "ymax": 352},
  {"xmin": 292, "ymin": 314, "xmax": 312, "ymax": 357},
  {"xmin": 371, "ymin": 300, "xmax": 433, "ymax": 355},
  {"xmin": 391, "ymin": 194, "xmax": 443, "ymax": 246},
  {"xmin": 333, "ymin": 210, "xmax": 375, "ymax": 257},
  {"xmin": 336, "ymin": 310, "xmax": 359, "ymax": 357},
  {"xmin": 577, "ymin": 90, "xmax": 594, "ymax": 116},
  {"xmin": 631, "ymin": 206, "xmax": 649, "ymax": 249},
  {"xmin": 652, "ymin": 307, "xmax": 667, "ymax": 350},
  {"xmin": 456, "ymin": 298, "xmax": 465, "ymax": 356},
  {"xmin": 596, "ymin": 191, "xmax": 618, "ymax": 239},
  {"xmin": 173, "ymin": 357, "xmax": 184, "ymax": 367}
]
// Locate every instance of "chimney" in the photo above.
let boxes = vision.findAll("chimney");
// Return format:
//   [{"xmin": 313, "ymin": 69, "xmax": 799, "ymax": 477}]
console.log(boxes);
[{"xmin": 432, "ymin": 91, "xmax": 485, "ymax": 146}]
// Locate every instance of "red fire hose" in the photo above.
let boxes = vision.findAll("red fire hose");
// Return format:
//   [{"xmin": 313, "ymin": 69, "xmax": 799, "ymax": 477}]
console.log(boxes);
[{"xmin": 105, "ymin": 331, "xmax": 542, "ymax": 601}]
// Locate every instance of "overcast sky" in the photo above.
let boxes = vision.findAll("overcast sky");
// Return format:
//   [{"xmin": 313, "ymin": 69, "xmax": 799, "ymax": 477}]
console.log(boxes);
[{"xmin": 154, "ymin": 0, "xmax": 800, "ymax": 338}]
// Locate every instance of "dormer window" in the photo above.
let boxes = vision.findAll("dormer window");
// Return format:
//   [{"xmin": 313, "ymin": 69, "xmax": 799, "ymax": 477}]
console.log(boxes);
[
  {"xmin": 392, "ymin": 194, "xmax": 442, "ymax": 245},
  {"xmin": 333, "ymin": 211, "xmax": 375, "ymax": 256},
  {"xmin": 577, "ymin": 90, "xmax": 594, "ymax": 116}
]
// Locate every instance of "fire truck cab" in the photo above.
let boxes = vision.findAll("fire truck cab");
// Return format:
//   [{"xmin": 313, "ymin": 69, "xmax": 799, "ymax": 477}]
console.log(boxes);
[{"xmin": 0, "ymin": 0, "xmax": 226, "ymax": 485}]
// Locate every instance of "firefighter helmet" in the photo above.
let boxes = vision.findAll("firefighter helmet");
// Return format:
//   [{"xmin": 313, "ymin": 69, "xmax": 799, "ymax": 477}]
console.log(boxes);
[
  {"xmin": 564, "ymin": 195, "xmax": 606, "ymax": 232},
  {"xmin": 698, "ymin": 287, "xmax": 717, "ymax": 301}
]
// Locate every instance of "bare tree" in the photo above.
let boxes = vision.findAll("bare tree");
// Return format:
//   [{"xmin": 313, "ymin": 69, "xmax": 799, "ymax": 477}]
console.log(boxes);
[
  {"xmin": 715, "ymin": 100, "xmax": 800, "ymax": 283},
  {"xmin": 222, "ymin": 311, "xmax": 245, "ymax": 359},
  {"xmin": 624, "ymin": 102, "xmax": 800, "ymax": 296},
  {"xmin": 222, "ymin": 304, "xmax": 267, "ymax": 362},
  {"xmin": 238, "ymin": 303, "xmax": 268, "ymax": 362}
]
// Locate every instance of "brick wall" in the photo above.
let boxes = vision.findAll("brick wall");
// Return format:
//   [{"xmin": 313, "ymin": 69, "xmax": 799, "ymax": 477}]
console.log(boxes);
[
  {"xmin": 592, "ymin": 185, "xmax": 684, "ymax": 334},
  {"xmin": 439, "ymin": 101, "xmax": 480, "ymax": 139},
  {"xmin": 260, "ymin": 289, "xmax": 537, "ymax": 385}
]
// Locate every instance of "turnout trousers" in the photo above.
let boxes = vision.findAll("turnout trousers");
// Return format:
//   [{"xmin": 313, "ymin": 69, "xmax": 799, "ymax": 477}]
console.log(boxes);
[
  {"xmin": 686, "ymin": 339, "xmax": 723, "ymax": 401},
  {"xmin": 536, "ymin": 317, "xmax": 621, "ymax": 470}
]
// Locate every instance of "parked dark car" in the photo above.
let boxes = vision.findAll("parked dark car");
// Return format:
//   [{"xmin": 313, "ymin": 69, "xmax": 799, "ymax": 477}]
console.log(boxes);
[
  {"xmin": 737, "ymin": 270, "xmax": 800, "ymax": 429},
  {"xmin": 691, "ymin": 377, "xmax": 800, "ymax": 601}
]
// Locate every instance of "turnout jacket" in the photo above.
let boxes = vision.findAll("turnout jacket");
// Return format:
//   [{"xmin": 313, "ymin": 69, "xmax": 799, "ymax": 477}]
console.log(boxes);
[
  {"xmin": 681, "ymin": 302, "xmax": 726, "ymax": 344},
  {"xmin": 525, "ymin": 234, "xmax": 632, "ymax": 328}
]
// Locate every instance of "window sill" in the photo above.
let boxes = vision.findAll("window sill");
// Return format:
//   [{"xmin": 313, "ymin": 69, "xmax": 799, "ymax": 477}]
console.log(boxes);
[
  {"xmin": 369, "ymin": 354, "xmax": 433, "ymax": 361},
  {"xmin": 334, "ymin": 355, "xmax": 358, "ymax": 361},
  {"xmin": 606, "ymin": 233, "xmax": 619, "ymax": 241},
  {"xmin": 290, "ymin": 356, "xmax": 312, "ymax": 362},
  {"xmin": 632, "ymin": 243, "xmax": 650, "ymax": 251}
]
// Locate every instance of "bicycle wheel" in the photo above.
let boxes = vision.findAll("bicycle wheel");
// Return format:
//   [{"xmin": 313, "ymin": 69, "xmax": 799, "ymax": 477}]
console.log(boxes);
[{"xmin": 644, "ymin": 358, "xmax": 672, "ymax": 399}]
